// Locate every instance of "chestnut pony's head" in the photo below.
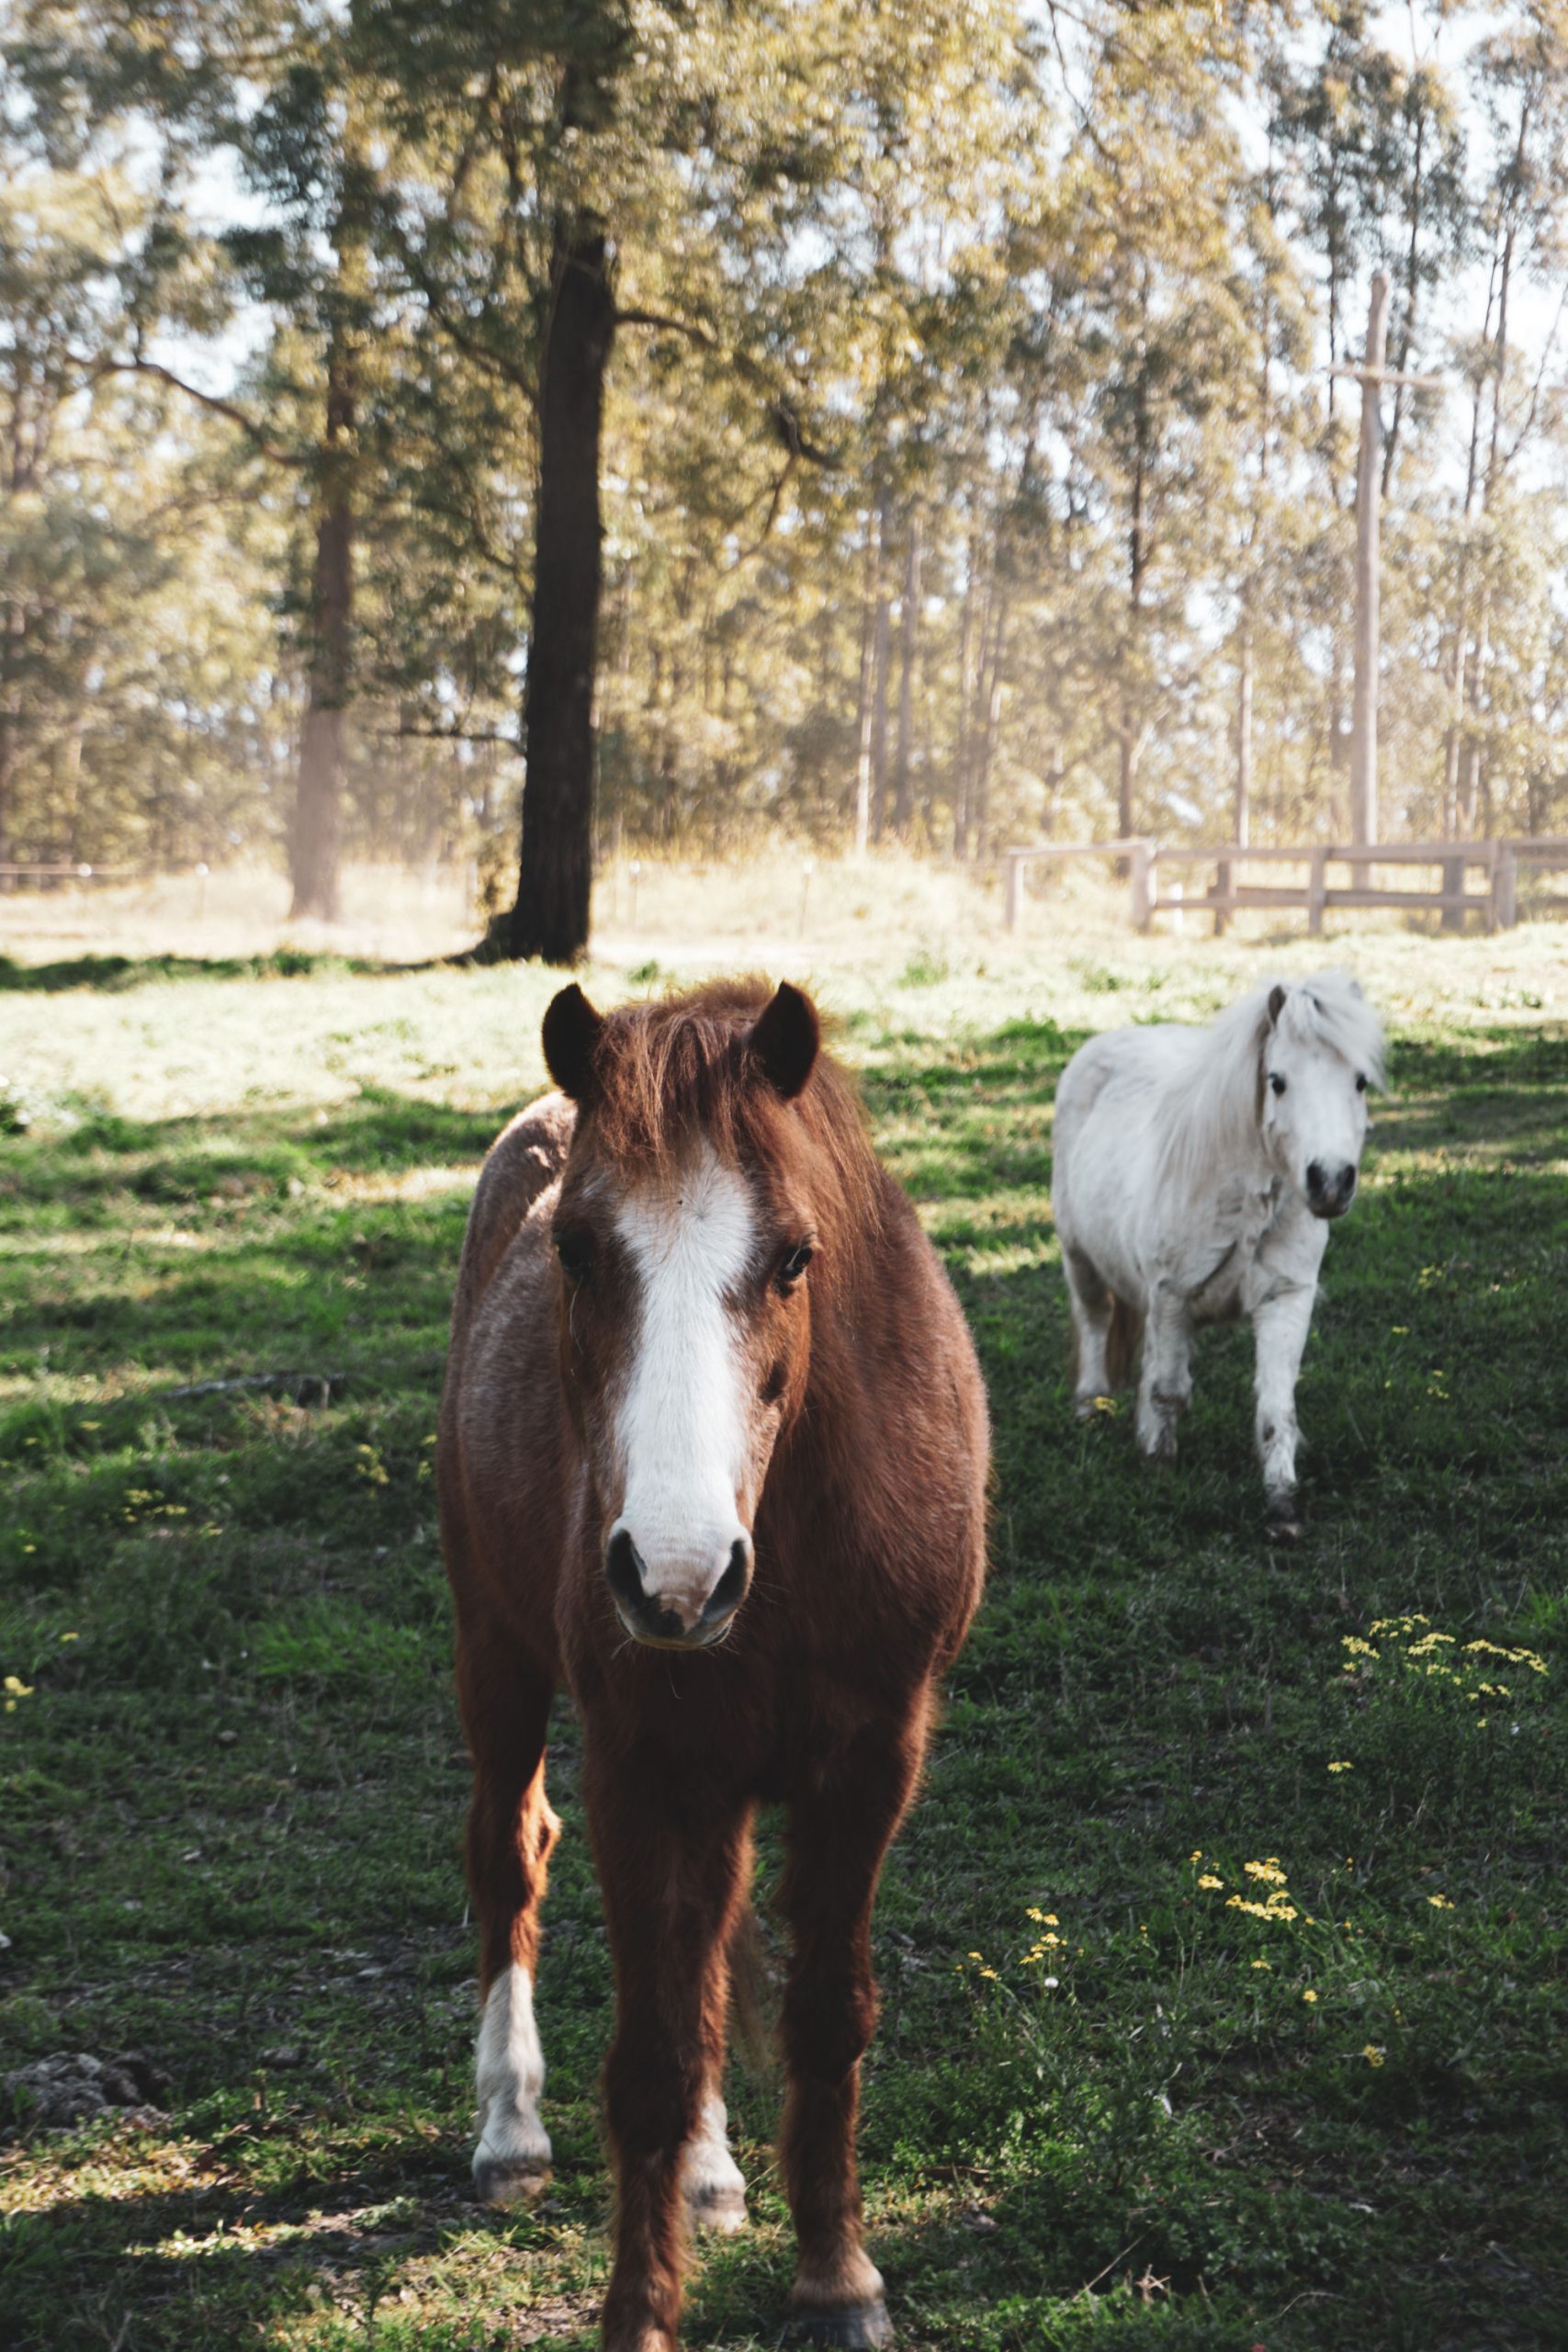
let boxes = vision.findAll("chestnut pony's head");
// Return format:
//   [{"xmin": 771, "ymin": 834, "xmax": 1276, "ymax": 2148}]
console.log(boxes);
[{"xmin": 542, "ymin": 978, "xmax": 874, "ymax": 1654}]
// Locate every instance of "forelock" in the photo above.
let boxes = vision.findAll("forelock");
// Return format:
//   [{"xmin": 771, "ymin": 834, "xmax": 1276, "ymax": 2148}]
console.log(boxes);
[
  {"xmin": 1279, "ymin": 970, "xmax": 1386, "ymax": 1087},
  {"xmin": 570, "ymin": 978, "xmax": 886, "ymax": 1256}
]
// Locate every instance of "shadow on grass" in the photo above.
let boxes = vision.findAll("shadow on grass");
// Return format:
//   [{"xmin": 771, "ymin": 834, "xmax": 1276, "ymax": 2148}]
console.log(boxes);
[
  {"xmin": 2, "ymin": 1012, "xmax": 1567, "ymax": 2351},
  {"xmin": 0, "ymin": 947, "xmax": 471, "ymax": 993}
]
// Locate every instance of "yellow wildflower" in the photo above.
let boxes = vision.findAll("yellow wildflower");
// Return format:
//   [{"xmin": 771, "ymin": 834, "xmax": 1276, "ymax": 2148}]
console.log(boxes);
[
  {"xmin": 1361, "ymin": 2044, "xmax": 1385, "ymax": 2067},
  {"xmin": 1327, "ymin": 1760, "xmax": 1353, "ymax": 1774},
  {"xmin": 1198, "ymin": 1873, "xmax": 1224, "ymax": 1890},
  {"xmin": 1302, "ymin": 1989, "xmax": 1318, "ymax": 2004},
  {"xmin": 1427, "ymin": 1894, "xmax": 1454, "ymax": 1911}
]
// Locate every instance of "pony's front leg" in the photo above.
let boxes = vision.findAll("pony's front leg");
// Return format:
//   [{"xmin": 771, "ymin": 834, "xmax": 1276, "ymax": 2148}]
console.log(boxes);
[
  {"xmin": 591, "ymin": 1763, "xmax": 752, "ymax": 2352},
  {"xmin": 778, "ymin": 1716, "xmax": 922, "ymax": 2346},
  {"xmin": 1252, "ymin": 1283, "xmax": 1317, "ymax": 1537},
  {"xmin": 1135, "ymin": 1283, "xmax": 1191, "ymax": 1463},
  {"xmin": 457, "ymin": 1628, "xmax": 558, "ymax": 2207},
  {"xmin": 1063, "ymin": 1244, "xmax": 1114, "ymax": 1414}
]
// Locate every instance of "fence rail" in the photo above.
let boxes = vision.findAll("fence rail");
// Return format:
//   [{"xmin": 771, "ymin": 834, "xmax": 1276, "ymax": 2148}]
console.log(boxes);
[
  {"xmin": 0, "ymin": 862, "xmax": 129, "ymax": 885},
  {"xmin": 1002, "ymin": 837, "xmax": 1568, "ymax": 935}
]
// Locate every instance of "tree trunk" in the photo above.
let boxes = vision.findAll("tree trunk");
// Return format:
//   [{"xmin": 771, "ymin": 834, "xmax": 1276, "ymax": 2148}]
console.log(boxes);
[
  {"xmin": 289, "ymin": 121, "xmax": 369, "ymax": 924},
  {"xmin": 852, "ymin": 494, "xmax": 886, "ymax": 855},
  {"xmin": 952, "ymin": 530, "xmax": 978, "ymax": 859},
  {"xmin": 890, "ymin": 508, "xmax": 920, "ymax": 837},
  {"xmin": 1235, "ymin": 611, "xmax": 1253, "ymax": 850},
  {"xmin": 0, "ymin": 605, "xmax": 22, "ymax": 880},
  {"xmin": 511, "ymin": 220, "xmax": 615, "ymax": 963},
  {"xmin": 1118, "ymin": 411, "xmax": 1149, "ymax": 855},
  {"xmin": 1348, "ymin": 271, "xmax": 1390, "ymax": 854},
  {"xmin": 970, "ymin": 577, "xmax": 1009, "ymax": 862},
  {"xmin": 868, "ymin": 489, "xmax": 893, "ymax": 845},
  {"xmin": 289, "ymin": 409, "xmax": 354, "ymax": 921}
]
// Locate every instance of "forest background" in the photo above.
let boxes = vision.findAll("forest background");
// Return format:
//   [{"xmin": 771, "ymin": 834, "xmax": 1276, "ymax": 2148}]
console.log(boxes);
[{"xmin": 2, "ymin": 0, "xmax": 1566, "ymax": 958}]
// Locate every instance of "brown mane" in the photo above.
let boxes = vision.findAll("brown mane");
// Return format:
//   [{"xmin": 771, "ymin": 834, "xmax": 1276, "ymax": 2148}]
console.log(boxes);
[{"xmin": 581, "ymin": 977, "xmax": 886, "ymax": 1259}]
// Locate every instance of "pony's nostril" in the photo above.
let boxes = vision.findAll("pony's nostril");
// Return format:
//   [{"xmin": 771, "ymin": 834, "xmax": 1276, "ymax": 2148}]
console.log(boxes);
[
  {"xmin": 1306, "ymin": 1159, "xmax": 1325, "ymax": 1197},
  {"xmin": 605, "ymin": 1528, "xmax": 648, "ymax": 1617},
  {"xmin": 703, "ymin": 1538, "xmax": 752, "ymax": 1626}
]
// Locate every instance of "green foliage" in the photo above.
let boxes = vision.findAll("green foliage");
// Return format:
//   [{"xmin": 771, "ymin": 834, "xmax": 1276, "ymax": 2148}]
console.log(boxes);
[
  {"xmin": 0, "ymin": 958, "xmax": 1564, "ymax": 2347},
  {"xmin": 5, "ymin": 3, "xmax": 1568, "ymax": 885}
]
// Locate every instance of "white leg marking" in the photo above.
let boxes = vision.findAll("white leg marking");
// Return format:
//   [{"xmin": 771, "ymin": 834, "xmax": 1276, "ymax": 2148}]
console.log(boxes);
[
  {"xmin": 681, "ymin": 2089, "xmax": 749, "ymax": 2232},
  {"xmin": 473, "ymin": 1963, "xmax": 551, "ymax": 2199},
  {"xmin": 1254, "ymin": 1283, "xmax": 1317, "ymax": 1520},
  {"xmin": 613, "ymin": 1148, "xmax": 757, "ymax": 1617}
]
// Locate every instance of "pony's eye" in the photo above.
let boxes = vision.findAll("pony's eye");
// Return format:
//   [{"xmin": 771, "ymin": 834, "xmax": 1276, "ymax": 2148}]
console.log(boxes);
[
  {"xmin": 555, "ymin": 1228, "xmax": 593, "ymax": 1283},
  {"xmin": 1269, "ymin": 1073, "xmax": 1288, "ymax": 1097},
  {"xmin": 777, "ymin": 1242, "xmax": 814, "ymax": 1292},
  {"xmin": 1355, "ymin": 1073, "xmax": 1368, "ymax": 1093}
]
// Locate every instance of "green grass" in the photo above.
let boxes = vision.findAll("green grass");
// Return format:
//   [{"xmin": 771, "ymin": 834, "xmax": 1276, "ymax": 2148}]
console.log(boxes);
[{"xmin": 2, "ymin": 951, "xmax": 1565, "ymax": 2350}]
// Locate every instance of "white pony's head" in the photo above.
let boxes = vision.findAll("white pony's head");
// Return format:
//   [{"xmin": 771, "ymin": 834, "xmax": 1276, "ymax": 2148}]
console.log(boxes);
[{"xmin": 1258, "ymin": 972, "xmax": 1385, "ymax": 1218}]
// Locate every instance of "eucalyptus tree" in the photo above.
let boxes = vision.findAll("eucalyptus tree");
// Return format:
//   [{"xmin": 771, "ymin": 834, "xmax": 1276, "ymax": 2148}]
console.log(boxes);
[
  {"xmin": 367, "ymin": 0, "xmax": 853, "ymax": 958},
  {"xmin": 1445, "ymin": 5, "xmax": 1568, "ymax": 836}
]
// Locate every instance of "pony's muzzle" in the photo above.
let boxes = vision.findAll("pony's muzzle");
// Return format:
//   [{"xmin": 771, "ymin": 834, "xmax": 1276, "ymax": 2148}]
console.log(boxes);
[
  {"xmin": 1305, "ymin": 1159, "xmax": 1358, "ymax": 1218},
  {"xmin": 605, "ymin": 1527, "xmax": 753, "ymax": 1648}
]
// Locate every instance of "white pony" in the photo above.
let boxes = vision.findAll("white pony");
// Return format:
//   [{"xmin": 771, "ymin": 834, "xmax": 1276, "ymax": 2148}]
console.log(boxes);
[{"xmin": 1052, "ymin": 970, "xmax": 1385, "ymax": 1536}]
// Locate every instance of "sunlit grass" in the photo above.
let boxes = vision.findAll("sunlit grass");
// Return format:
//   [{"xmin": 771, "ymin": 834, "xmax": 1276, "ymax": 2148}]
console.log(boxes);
[{"xmin": 1, "ymin": 936, "xmax": 1565, "ymax": 2348}]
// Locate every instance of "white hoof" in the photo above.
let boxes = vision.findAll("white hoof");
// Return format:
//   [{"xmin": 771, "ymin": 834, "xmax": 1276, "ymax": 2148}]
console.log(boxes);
[{"xmin": 681, "ymin": 2093, "xmax": 748, "ymax": 2233}]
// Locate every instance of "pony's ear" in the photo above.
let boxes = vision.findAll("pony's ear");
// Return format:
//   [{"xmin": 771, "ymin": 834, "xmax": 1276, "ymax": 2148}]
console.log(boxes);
[
  {"xmin": 542, "ymin": 984, "xmax": 605, "ymax": 1102},
  {"xmin": 1267, "ymin": 982, "xmax": 1288, "ymax": 1027},
  {"xmin": 749, "ymin": 980, "xmax": 819, "ymax": 1101}
]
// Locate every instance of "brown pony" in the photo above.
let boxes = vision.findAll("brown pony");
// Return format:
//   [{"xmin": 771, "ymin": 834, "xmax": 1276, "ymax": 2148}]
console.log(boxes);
[{"xmin": 437, "ymin": 978, "xmax": 988, "ymax": 2351}]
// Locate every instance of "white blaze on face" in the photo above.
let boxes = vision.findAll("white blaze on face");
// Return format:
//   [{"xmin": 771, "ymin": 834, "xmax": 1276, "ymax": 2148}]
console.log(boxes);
[{"xmin": 612, "ymin": 1147, "xmax": 757, "ymax": 1624}]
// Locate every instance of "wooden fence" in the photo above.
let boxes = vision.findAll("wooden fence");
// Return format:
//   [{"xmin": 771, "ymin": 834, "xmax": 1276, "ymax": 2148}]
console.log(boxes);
[{"xmin": 1002, "ymin": 838, "xmax": 1568, "ymax": 936}]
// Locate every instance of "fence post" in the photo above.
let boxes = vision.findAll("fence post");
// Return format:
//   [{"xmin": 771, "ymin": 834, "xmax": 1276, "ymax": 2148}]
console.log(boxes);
[
  {"xmin": 1307, "ymin": 847, "xmax": 1327, "ymax": 938},
  {"xmin": 1213, "ymin": 857, "xmax": 1230, "ymax": 938},
  {"xmin": 1131, "ymin": 841, "xmax": 1155, "ymax": 933},
  {"xmin": 1495, "ymin": 846, "xmax": 1517, "ymax": 931},
  {"xmin": 1440, "ymin": 854, "xmax": 1465, "ymax": 933},
  {"xmin": 1005, "ymin": 851, "xmax": 1021, "ymax": 932}
]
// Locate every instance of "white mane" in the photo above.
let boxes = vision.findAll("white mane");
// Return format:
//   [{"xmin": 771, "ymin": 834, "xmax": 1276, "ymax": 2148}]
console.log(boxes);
[{"xmin": 1157, "ymin": 968, "xmax": 1386, "ymax": 1198}]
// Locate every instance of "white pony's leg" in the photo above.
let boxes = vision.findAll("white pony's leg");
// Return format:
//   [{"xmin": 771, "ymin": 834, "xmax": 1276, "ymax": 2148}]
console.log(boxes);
[
  {"xmin": 1252, "ymin": 1283, "xmax": 1317, "ymax": 1532},
  {"xmin": 1135, "ymin": 1282, "xmax": 1191, "ymax": 1461},
  {"xmin": 681, "ymin": 2087, "xmax": 749, "ymax": 2233},
  {"xmin": 1063, "ymin": 1245, "xmax": 1114, "ymax": 1414}
]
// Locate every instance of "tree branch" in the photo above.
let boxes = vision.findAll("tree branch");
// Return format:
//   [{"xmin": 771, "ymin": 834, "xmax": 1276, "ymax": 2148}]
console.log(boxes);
[
  {"xmin": 371, "ymin": 720, "xmax": 521, "ymax": 749},
  {"xmin": 73, "ymin": 354, "xmax": 308, "ymax": 467}
]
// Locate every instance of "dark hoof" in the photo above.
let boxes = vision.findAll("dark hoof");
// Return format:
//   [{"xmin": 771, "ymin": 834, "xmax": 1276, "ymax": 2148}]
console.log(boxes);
[
  {"xmin": 472, "ymin": 2155, "xmax": 551, "ymax": 2208},
  {"xmin": 1265, "ymin": 1501, "xmax": 1302, "ymax": 1545},
  {"xmin": 779, "ymin": 2304, "xmax": 893, "ymax": 2348}
]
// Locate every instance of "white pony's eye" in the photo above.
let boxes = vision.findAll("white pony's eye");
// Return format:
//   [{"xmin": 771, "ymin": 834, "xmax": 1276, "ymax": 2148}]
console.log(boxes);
[
  {"xmin": 1355, "ymin": 1073, "xmax": 1367, "ymax": 1093},
  {"xmin": 1269, "ymin": 1073, "xmax": 1287, "ymax": 1097}
]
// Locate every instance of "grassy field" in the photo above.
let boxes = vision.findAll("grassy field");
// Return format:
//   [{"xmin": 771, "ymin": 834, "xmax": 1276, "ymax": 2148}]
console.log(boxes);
[{"xmin": 1, "ymin": 919, "xmax": 1565, "ymax": 2351}]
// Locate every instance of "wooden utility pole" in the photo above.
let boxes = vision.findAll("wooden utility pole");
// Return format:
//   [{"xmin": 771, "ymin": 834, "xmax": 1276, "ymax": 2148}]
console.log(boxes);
[{"xmin": 1330, "ymin": 271, "xmax": 1444, "ymax": 854}]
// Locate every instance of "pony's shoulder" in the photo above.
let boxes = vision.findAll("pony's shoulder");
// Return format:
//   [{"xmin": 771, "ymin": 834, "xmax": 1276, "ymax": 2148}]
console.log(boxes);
[{"xmin": 455, "ymin": 1091, "xmax": 576, "ymax": 1328}]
